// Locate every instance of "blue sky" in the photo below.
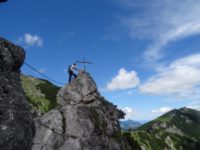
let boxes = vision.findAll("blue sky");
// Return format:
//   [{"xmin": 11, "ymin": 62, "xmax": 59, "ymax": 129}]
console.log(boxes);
[{"xmin": 1, "ymin": 0, "xmax": 200, "ymax": 121}]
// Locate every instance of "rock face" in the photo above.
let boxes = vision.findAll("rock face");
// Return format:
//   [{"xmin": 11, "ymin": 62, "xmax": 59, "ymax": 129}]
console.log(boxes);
[
  {"xmin": 0, "ymin": 38, "xmax": 35, "ymax": 150},
  {"xmin": 33, "ymin": 72, "xmax": 129, "ymax": 150}
]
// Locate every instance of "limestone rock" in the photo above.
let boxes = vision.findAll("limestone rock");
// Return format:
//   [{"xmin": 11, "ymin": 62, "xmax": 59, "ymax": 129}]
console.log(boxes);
[
  {"xmin": 33, "ymin": 72, "xmax": 129, "ymax": 150},
  {"xmin": 0, "ymin": 38, "xmax": 35, "ymax": 150}
]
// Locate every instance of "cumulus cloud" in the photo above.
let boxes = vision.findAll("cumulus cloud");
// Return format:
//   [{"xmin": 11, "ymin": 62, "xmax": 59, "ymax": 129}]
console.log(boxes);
[
  {"xmin": 118, "ymin": 0, "xmax": 200, "ymax": 61},
  {"xmin": 139, "ymin": 53, "xmax": 200, "ymax": 98},
  {"xmin": 106, "ymin": 68, "xmax": 140, "ymax": 91},
  {"xmin": 122, "ymin": 107, "xmax": 137, "ymax": 120},
  {"xmin": 151, "ymin": 107, "xmax": 172, "ymax": 114},
  {"xmin": 18, "ymin": 33, "xmax": 43, "ymax": 47}
]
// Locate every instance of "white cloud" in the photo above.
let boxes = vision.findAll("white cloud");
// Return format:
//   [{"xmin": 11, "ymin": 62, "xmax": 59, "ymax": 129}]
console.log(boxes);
[
  {"xmin": 152, "ymin": 107, "xmax": 172, "ymax": 114},
  {"xmin": 170, "ymin": 53, "xmax": 200, "ymax": 68},
  {"xmin": 121, "ymin": 106, "xmax": 173, "ymax": 121},
  {"xmin": 118, "ymin": 0, "xmax": 200, "ymax": 61},
  {"xmin": 122, "ymin": 107, "xmax": 137, "ymax": 120},
  {"xmin": 106, "ymin": 68, "xmax": 140, "ymax": 91},
  {"xmin": 139, "ymin": 53, "xmax": 200, "ymax": 98},
  {"xmin": 18, "ymin": 33, "xmax": 43, "ymax": 47},
  {"xmin": 187, "ymin": 105, "xmax": 200, "ymax": 111}
]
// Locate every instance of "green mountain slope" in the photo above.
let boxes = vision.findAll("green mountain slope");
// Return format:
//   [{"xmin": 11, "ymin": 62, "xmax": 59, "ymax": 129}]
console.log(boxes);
[
  {"xmin": 21, "ymin": 75, "xmax": 60, "ymax": 117},
  {"xmin": 125, "ymin": 108, "xmax": 200, "ymax": 150}
]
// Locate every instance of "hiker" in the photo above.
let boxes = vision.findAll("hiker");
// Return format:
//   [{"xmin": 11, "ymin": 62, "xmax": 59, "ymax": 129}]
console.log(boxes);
[{"xmin": 68, "ymin": 63, "xmax": 78, "ymax": 83}]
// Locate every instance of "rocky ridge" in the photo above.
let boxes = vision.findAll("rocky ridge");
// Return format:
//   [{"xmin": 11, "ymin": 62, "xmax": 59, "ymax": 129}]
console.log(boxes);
[
  {"xmin": 0, "ymin": 38, "xmax": 35, "ymax": 150},
  {"xmin": 32, "ymin": 72, "xmax": 130, "ymax": 150}
]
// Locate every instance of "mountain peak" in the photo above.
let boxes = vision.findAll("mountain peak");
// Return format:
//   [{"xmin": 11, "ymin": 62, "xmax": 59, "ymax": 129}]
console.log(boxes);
[
  {"xmin": 57, "ymin": 71, "xmax": 100, "ymax": 105},
  {"xmin": 32, "ymin": 72, "xmax": 130, "ymax": 150},
  {"xmin": 133, "ymin": 108, "xmax": 200, "ymax": 149}
]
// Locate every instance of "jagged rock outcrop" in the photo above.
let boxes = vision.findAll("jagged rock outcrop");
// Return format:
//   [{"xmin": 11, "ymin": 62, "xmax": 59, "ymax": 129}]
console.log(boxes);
[
  {"xmin": 33, "ymin": 72, "xmax": 130, "ymax": 150},
  {"xmin": 0, "ymin": 38, "xmax": 35, "ymax": 150}
]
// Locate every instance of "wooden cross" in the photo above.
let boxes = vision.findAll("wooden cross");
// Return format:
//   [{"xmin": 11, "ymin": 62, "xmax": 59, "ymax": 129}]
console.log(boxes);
[{"xmin": 76, "ymin": 58, "xmax": 92, "ymax": 71}]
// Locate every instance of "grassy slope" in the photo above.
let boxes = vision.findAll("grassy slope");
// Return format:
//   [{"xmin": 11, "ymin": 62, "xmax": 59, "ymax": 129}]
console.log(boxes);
[
  {"xmin": 124, "ymin": 108, "xmax": 200, "ymax": 150},
  {"xmin": 21, "ymin": 75, "xmax": 60, "ymax": 116}
]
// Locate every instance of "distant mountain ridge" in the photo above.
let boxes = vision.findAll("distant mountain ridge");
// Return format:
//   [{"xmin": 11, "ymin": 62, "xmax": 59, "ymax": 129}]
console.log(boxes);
[
  {"xmin": 120, "ymin": 120, "xmax": 142, "ymax": 130},
  {"xmin": 128, "ymin": 107, "xmax": 200, "ymax": 150}
]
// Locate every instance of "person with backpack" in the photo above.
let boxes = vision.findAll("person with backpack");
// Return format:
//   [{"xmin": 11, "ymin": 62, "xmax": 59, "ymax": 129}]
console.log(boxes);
[{"xmin": 68, "ymin": 63, "xmax": 78, "ymax": 83}]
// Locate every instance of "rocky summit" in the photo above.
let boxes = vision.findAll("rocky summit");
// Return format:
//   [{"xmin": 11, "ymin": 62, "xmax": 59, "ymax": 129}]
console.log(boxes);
[
  {"xmin": 32, "ymin": 72, "xmax": 130, "ymax": 150},
  {"xmin": 0, "ymin": 38, "xmax": 35, "ymax": 150}
]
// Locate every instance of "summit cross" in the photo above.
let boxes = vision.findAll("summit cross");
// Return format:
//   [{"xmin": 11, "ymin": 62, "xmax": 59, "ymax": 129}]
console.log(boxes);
[{"xmin": 76, "ymin": 58, "xmax": 93, "ymax": 71}]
